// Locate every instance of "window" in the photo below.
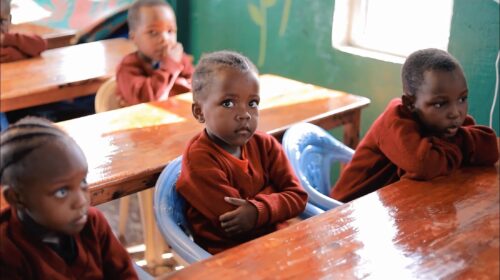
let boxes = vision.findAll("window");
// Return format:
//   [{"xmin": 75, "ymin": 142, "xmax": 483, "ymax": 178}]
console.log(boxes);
[{"xmin": 332, "ymin": 0, "xmax": 454, "ymax": 63}]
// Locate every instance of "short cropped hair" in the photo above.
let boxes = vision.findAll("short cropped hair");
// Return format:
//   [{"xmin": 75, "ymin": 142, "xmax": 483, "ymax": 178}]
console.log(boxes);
[
  {"xmin": 0, "ymin": 117, "xmax": 70, "ymax": 188},
  {"xmin": 401, "ymin": 48, "xmax": 462, "ymax": 96},
  {"xmin": 192, "ymin": 50, "xmax": 258, "ymax": 101},
  {"xmin": 127, "ymin": 0, "xmax": 172, "ymax": 31}
]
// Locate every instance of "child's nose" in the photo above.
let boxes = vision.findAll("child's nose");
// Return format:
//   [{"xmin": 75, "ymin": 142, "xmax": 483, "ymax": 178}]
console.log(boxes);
[
  {"xmin": 236, "ymin": 110, "xmax": 251, "ymax": 120},
  {"xmin": 159, "ymin": 31, "xmax": 174, "ymax": 44},
  {"xmin": 73, "ymin": 189, "xmax": 89, "ymax": 209},
  {"xmin": 448, "ymin": 104, "xmax": 461, "ymax": 119}
]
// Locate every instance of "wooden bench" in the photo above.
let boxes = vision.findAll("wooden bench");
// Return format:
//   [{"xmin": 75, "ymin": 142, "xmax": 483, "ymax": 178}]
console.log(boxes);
[
  {"xmin": 158, "ymin": 166, "xmax": 499, "ymax": 279},
  {"xmin": 0, "ymin": 38, "xmax": 136, "ymax": 112}
]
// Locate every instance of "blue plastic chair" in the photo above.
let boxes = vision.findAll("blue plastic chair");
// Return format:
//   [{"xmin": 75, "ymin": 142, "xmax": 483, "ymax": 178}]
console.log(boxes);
[
  {"xmin": 133, "ymin": 262, "xmax": 154, "ymax": 280},
  {"xmin": 1, "ymin": 113, "xmax": 9, "ymax": 132},
  {"xmin": 283, "ymin": 123, "xmax": 354, "ymax": 210},
  {"xmin": 153, "ymin": 156, "xmax": 323, "ymax": 264}
]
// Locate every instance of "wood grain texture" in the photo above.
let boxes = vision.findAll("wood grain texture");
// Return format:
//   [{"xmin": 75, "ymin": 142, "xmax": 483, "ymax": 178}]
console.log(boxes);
[
  {"xmin": 160, "ymin": 166, "xmax": 499, "ymax": 279},
  {"xmin": 10, "ymin": 23, "xmax": 76, "ymax": 49},
  {"xmin": 0, "ymin": 38, "xmax": 136, "ymax": 112},
  {"xmin": 57, "ymin": 74, "xmax": 370, "ymax": 205}
]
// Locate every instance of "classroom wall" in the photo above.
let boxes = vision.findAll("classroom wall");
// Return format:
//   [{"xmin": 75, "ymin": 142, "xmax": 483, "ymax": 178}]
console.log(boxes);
[{"xmin": 178, "ymin": 0, "xmax": 499, "ymax": 135}]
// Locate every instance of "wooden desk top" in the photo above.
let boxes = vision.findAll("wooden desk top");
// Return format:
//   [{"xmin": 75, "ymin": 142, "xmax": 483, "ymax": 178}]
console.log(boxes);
[
  {"xmin": 0, "ymin": 38, "xmax": 136, "ymax": 112},
  {"xmin": 160, "ymin": 166, "xmax": 499, "ymax": 279},
  {"xmin": 57, "ymin": 74, "xmax": 370, "ymax": 205},
  {"xmin": 10, "ymin": 23, "xmax": 76, "ymax": 49}
]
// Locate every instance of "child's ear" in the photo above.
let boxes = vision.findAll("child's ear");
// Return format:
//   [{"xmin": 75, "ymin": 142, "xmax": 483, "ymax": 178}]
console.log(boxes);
[
  {"xmin": 3, "ymin": 186, "xmax": 25, "ymax": 209},
  {"xmin": 192, "ymin": 103, "xmax": 205, "ymax": 123},
  {"xmin": 402, "ymin": 94, "xmax": 416, "ymax": 112}
]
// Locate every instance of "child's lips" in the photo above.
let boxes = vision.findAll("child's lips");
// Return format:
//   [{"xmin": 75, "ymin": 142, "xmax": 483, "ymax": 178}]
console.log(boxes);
[{"xmin": 73, "ymin": 213, "xmax": 88, "ymax": 226}]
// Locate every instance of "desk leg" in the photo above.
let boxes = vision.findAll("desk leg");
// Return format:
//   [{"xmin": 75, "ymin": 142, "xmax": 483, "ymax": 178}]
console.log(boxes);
[
  {"xmin": 343, "ymin": 109, "xmax": 361, "ymax": 149},
  {"xmin": 138, "ymin": 189, "xmax": 167, "ymax": 269}
]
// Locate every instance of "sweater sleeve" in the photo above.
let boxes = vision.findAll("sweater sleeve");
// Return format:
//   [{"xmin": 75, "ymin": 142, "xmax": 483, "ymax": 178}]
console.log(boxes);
[
  {"xmin": 247, "ymin": 136, "xmax": 308, "ymax": 228},
  {"xmin": 92, "ymin": 209, "xmax": 138, "ymax": 280},
  {"xmin": 116, "ymin": 54, "xmax": 184, "ymax": 105},
  {"xmin": 1, "ymin": 46, "xmax": 28, "ymax": 63},
  {"xmin": 378, "ymin": 105, "xmax": 463, "ymax": 180},
  {"xmin": 458, "ymin": 117, "xmax": 499, "ymax": 165},
  {"xmin": 2, "ymin": 33, "xmax": 47, "ymax": 57},
  {"xmin": 177, "ymin": 154, "xmax": 244, "ymax": 230}
]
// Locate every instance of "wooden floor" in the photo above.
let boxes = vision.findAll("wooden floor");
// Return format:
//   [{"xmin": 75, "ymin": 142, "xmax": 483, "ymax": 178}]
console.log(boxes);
[{"xmin": 97, "ymin": 195, "xmax": 182, "ymax": 276}]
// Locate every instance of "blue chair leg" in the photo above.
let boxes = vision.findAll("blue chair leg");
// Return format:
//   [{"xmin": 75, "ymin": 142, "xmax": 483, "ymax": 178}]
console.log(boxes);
[{"xmin": 1, "ymin": 113, "xmax": 9, "ymax": 132}]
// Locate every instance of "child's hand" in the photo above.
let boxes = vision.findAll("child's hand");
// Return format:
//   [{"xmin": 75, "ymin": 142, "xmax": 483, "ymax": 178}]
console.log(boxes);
[
  {"xmin": 219, "ymin": 197, "xmax": 258, "ymax": 236},
  {"xmin": 164, "ymin": 42, "xmax": 183, "ymax": 64}
]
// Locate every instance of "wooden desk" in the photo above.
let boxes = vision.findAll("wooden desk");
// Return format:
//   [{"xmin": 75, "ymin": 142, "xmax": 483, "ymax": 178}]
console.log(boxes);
[
  {"xmin": 0, "ymin": 38, "xmax": 136, "ymax": 112},
  {"xmin": 57, "ymin": 74, "xmax": 369, "ymax": 205},
  {"xmin": 10, "ymin": 23, "xmax": 76, "ymax": 49},
  {"xmin": 160, "ymin": 166, "xmax": 499, "ymax": 279}
]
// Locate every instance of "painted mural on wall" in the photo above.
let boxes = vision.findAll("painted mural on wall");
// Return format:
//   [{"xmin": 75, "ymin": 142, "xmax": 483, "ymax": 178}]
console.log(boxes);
[
  {"xmin": 12, "ymin": 0, "xmax": 134, "ymax": 30},
  {"xmin": 248, "ymin": 0, "xmax": 291, "ymax": 66}
]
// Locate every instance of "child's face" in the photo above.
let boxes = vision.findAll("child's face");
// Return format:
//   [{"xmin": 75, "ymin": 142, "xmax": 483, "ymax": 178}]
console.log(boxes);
[
  {"xmin": 0, "ymin": 3, "xmax": 11, "ymax": 33},
  {"xmin": 410, "ymin": 69, "xmax": 468, "ymax": 138},
  {"xmin": 130, "ymin": 5, "xmax": 177, "ymax": 62},
  {"xmin": 193, "ymin": 68, "xmax": 260, "ymax": 154},
  {"xmin": 15, "ymin": 138, "xmax": 89, "ymax": 235}
]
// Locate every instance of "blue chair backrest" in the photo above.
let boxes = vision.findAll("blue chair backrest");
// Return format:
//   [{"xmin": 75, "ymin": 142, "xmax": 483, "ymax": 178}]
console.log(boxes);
[
  {"xmin": 283, "ymin": 123, "xmax": 354, "ymax": 210},
  {"xmin": 153, "ymin": 156, "xmax": 212, "ymax": 264}
]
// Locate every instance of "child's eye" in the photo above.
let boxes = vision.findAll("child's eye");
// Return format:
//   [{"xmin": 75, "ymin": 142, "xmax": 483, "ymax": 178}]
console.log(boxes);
[
  {"xmin": 81, "ymin": 179, "xmax": 89, "ymax": 191},
  {"xmin": 249, "ymin": 100, "xmax": 259, "ymax": 108},
  {"xmin": 459, "ymin": 96, "xmax": 468, "ymax": 103},
  {"xmin": 54, "ymin": 187, "xmax": 69, "ymax": 198},
  {"xmin": 148, "ymin": 30, "xmax": 158, "ymax": 36},
  {"xmin": 221, "ymin": 100, "xmax": 234, "ymax": 108},
  {"xmin": 433, "ymin": 102, "xmax": 446, "ymax": 108}
]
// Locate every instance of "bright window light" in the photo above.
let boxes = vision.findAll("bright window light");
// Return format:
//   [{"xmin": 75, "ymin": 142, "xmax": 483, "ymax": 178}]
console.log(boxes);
[{"xmin": 332, "ymin": 0, "xmax": 454, "ymax": 63}]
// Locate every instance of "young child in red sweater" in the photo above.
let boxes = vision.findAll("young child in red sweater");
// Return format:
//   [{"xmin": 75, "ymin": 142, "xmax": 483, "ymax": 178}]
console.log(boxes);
[
  {"xmin": 0, "ymin": 117, "xmax": 138, "ymax": 279},
  {"xmin": 115, "ymin": 0, "xmax": 194, "ymax": 106},
  {"xmin": 0, "ymin": 0, "xmax": 47, "ymax": 63},
  {"xmin": 176, "ymin": 51, "xmax": 308, "ymax": 254},
  {"xmin": 332, "ymin": 48, "xmax": 499, "ymax": 202}
]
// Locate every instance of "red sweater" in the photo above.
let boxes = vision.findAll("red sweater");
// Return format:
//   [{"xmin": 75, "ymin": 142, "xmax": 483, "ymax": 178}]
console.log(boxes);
[
  {"xmin": 177, "ymin": 130, "xmax": 308, "ymax": 254},
  {"xmin": 331, "ymin": 98, "xmax": 499, "ymax": 202},
  {"xmin": 115, "ymin": 51, "xmax": 194, "ymax": 106},
  {"xmin": 0, "ymin": 33, "xmax": 47, "ymax": 63},
  {"xmin": 0, "ymin": 207, "xmax": 137, "ymax": 279}
]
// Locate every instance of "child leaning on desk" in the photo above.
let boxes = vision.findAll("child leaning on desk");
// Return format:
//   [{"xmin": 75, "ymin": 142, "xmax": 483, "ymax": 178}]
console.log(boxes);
[
  {"xmin": 115, "ymin": 0, "xmax": 194, "ymax": 106},
  {"xmin": 0, "ymin": 0, "xmax": 47, "ymax": 63},
  {"xmin": 0, "ymin": 117, "xmax": 138, "ymax": 279},
  {"xmin": 332, "ymin": 48, "xmax": 499, "ymax": 202},
  {"xmin": 176, "ymin": 51, "xmax": 308, "ymax": 254}
]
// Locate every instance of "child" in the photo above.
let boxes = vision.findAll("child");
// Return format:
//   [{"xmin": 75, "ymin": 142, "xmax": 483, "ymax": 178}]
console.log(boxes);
[
  {"xmin": 115, "ymin": 0, "xmax": 194, "ymax": 106},
  {"xmin": 0, "ymin": 117, "xmax": 138, "ymax": 279},
  {"xmin": 332, "ymin": 48, "xmax": 499, "ymax": 202},
  {"xmin": 176, "ymin": 51, "xmax": 308, "ymax": 254},
  {"xmin": 0, "ymin": 0, "xmax": 47, "ymax": 63}
]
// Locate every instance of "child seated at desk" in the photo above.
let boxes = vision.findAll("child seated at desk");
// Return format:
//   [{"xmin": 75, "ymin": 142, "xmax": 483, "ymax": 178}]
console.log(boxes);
[
  {"xmin": 0, "ymin": 117, "xmax": 138, "ymax": 279},
  {"xmin": 176, "ymin": 51, "xmax": 308, "ymax": 254},
  {"xmin": 332, "ymin": 48, "xmax": 499, "ymax": 202},
  {"xmin": 115, "ymin": 0, "xmax": 194, "ymax": 106},
  {"xmin": 0, "ymin": 0, "xmax": 47, "ymax": 63}
]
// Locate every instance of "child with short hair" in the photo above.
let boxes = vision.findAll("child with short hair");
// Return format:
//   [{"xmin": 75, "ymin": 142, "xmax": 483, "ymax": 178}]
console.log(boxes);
[
  {"xmin": 176, "ymin": 50, "xmax": 308, "ymax": 254},
  {"xmin": 116, "ymin": 0, "xmax": 194, "ymax": 106},
  {"xmin": 0, "ymin": 117, "xmax": 138, "ymax": 279},
  {"xmin": 0, "ymin": 0, "xmax": 47, "ymax": 63},
  {"xmin": 332, "ymin": 48, "xmax": 499, "ymax": 202}
]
